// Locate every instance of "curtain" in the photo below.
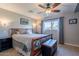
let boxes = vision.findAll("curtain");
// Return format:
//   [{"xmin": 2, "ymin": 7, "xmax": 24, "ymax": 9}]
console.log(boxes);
[{"xmin": 59, "ymin": 17, "xmax": 64, "ymax": 44}]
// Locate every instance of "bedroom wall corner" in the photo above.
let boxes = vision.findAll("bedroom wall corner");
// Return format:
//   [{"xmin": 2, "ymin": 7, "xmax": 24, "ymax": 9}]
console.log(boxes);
[{"xmin": 0, "ymin": 8, "xmax": 33, "ymax": 38}]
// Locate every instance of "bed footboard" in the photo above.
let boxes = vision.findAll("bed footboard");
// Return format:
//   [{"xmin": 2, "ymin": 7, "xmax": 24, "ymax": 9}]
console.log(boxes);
[{"xmin": 31, "ymin": 34, "xmax": 52, "ymax": 56}]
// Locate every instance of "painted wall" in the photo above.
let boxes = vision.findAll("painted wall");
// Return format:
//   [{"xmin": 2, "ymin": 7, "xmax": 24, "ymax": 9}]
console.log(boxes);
[
  {"xmin": 64, "ymin": 12, "xmax": 79, "ymax": 46},
  {"xmin": 0, "ymin": 8, "xmax": 33, "ymax": 39},
  {"xmin": 0, "ymin": 7, "xmax": 79, "ymax": 47},
  {"xmin": 32, "ymin": 19, "xmax": 41, "ymax": 33},
  {"xmin": 42, "ymin": 12, "xmax": 79, "ymax": 46}
]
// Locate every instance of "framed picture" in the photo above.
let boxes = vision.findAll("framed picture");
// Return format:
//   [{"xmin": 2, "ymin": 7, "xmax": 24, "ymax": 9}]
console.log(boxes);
[
  {"xmin": 69, "ymin": 18, "xmax": 77, "ymax": 24},
  {"xmin": 20, "ymin": 18, "xmax": 29, "ymax": 25}
]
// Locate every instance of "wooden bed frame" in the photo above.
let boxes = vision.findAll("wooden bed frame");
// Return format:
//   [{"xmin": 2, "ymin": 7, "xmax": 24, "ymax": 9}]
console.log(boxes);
[
  {"xmin": 11, "ymin": 28, "xmax": 52, "ymax": 56},
  {"xmin": 31, "ymin": 34, "xmax": 52, "ymax": 56}
]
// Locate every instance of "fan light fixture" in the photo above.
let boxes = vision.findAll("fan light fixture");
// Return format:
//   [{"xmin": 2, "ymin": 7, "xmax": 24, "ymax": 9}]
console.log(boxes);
[
  {"xmin": 45, "ymin": 3, "xmax": 51, "ymax": 14},
  {"xmin": 38, "ymin": 3, "xmax": 60, "ymax": 14},
  {"xmin": 45, "ymin": 8, "xmax": 51, "ymax": 14}
]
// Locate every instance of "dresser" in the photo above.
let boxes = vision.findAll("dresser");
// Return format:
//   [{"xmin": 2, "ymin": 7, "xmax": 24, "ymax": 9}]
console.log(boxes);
[
  {"xmin": 41, "ymin": 39, "xmax": 57, "ymax": 56},
  {"xmin": 0, "ymin": 38, "xmax": 12, "ymax": 52}
]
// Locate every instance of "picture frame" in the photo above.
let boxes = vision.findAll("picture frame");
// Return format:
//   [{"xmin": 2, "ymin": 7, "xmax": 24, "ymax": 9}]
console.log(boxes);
[
  {"xmin": 20, "ymin": 18, "xmax": 29, "ymax": 25},
  {"xmin": 69, "ymin": 18, "xmax": 77, "ymax": 24}
]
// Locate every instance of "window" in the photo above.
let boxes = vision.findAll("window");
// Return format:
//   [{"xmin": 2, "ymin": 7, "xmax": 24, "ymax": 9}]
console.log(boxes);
[
  {"xmin": 43, "ymin": 21, "xmax": 51, "ymax": 31},
  {"xmin": 42, "ymin": 19, "xmax": 59, "ymax": 34},
  {"xmin": 52, "ymin": 20, "xmax": 59, "ymax": 30}
]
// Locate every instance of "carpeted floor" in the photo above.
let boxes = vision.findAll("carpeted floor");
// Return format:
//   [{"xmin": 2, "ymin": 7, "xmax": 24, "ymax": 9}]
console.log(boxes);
[{"xmin": 0, "ymin": 44, "xmax": 79, "ymax": 56}]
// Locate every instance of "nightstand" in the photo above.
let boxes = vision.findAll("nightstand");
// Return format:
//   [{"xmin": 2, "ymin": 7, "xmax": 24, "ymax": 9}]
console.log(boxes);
[{"xmin": 0, "ymin": 38, "xmax": 12, "ymax": 52}]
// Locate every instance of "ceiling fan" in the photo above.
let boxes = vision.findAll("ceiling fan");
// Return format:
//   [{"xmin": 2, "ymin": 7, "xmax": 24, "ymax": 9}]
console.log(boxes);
[{"xmin": 38, "ymin": 3, "xmax": 61, "ymax": 14}]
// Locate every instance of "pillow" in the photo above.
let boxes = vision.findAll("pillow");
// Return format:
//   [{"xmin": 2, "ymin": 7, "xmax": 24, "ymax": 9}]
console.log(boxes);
[
  {"xmin": 27, "ymin": 30, "xmax": 32, "ymax": 34},
  {"xmin": 19, "ymin": 29, "xmax": 28, "ymax": 34},
  {"xmin": 12, "ymin": 29, "xmax": 32, "ymax": 34}
]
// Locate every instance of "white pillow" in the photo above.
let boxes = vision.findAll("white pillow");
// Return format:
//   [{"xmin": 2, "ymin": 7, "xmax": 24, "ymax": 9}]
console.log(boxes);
[{"xmin": 27, "ymin": 30, "xmax": 32, "ymax": 34}]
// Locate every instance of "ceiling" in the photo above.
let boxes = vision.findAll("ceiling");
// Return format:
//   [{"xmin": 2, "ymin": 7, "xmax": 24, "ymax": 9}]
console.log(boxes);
[{"xmin": 0, "ymin": 3, "xmax": 77, "ymax": 19}]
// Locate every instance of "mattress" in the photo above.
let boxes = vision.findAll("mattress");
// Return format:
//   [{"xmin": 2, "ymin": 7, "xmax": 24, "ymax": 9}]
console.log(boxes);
[{"xmin": 12, "ymin": 34, "xmax": 47, "ymax": 55}]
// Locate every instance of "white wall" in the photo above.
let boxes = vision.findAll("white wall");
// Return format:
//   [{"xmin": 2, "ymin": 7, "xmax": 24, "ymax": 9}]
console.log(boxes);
[
  {"xmin": 42, "ymin": 12, "xmax": 79, "ymax": 46},
  {"xmin": 1, "ymin": 7, "xmax": 79, "ymax": 46},
  {"xmin": 0, "ymin": 8, "xmax": 33, "ymax": 39},
  {"xmin": 32, "ymin": 19, "xmax": 41, "ymax": 33},
  {"xmin": 64, "ymin": 12, "xmax": 79, "ymax": 46}
]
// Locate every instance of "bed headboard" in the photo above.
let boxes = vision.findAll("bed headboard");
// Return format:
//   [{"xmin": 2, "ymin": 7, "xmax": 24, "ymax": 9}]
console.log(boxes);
[{"xmin": 11, "ymin": 28, "xmax": 32, "ymax": 35}]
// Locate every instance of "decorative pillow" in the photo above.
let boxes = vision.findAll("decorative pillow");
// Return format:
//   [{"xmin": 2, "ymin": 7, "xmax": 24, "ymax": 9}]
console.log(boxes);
[
  {"xmin": 19, "ymin": 29, "xmax": 28, "ymax": 34},
  {"xmin": 11, "ymin": 28, "xmax": 32, "ymax": 34},
  {"xmin": 27, "ymin": 30, "xmax": 32, "ymax": 34}
]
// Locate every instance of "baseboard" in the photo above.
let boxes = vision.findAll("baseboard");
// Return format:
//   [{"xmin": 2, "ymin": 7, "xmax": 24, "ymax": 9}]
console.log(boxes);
[{"xmin": 64, "ymin": 43, "xmax": 79, "ymax": 48}]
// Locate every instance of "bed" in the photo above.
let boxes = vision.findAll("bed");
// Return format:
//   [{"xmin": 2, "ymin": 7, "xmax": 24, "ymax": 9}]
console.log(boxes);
[{"xmin": 11, "ymin": 28, "xmax": 52, "ymax": 56}]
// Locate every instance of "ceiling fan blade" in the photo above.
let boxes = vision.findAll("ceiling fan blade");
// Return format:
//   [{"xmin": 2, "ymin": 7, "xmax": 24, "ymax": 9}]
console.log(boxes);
[
  {"xmin": 52, "ymin": 3, "xmax": 61, "ymax": 8},
  {"xmin": 37, "ymin": 11, "xmax": 44, "ymax": 14},
  {"xmin": 37, "ymin": 12, "xmax": 42, "ymax": 14},
  {"xmin": 51, "ymin": 10, "xmax": 60, "ymax": 12},
  {"xmin": 38, "ymin": 4, "xmax": 46, "ymax": 9}
]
